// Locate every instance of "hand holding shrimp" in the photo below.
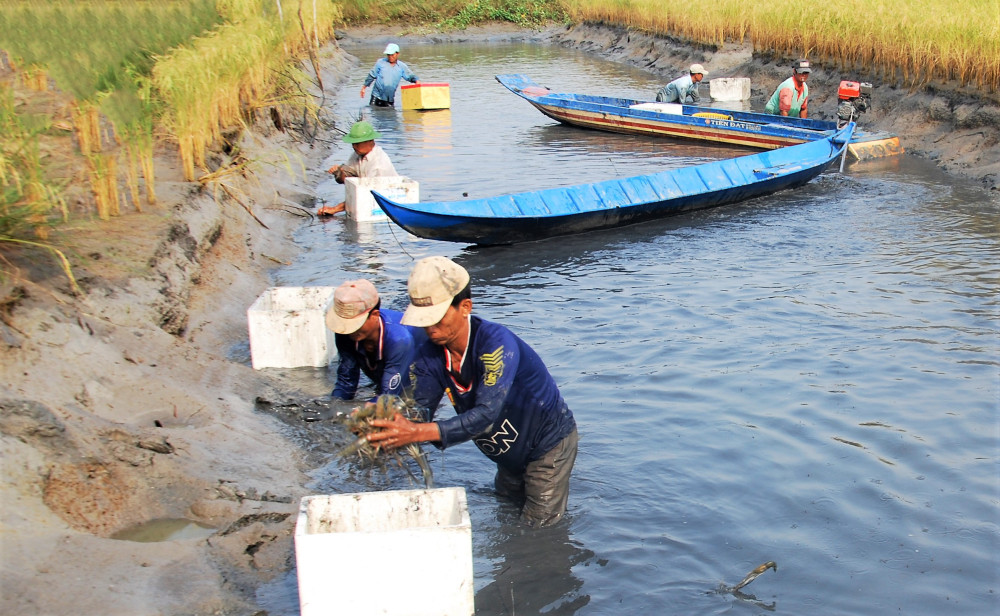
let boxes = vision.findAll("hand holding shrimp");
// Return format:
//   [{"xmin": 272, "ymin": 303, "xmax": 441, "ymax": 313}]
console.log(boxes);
[{"xmin": 367, "ymin": 414, "xmax": 441, "ymax": 450}]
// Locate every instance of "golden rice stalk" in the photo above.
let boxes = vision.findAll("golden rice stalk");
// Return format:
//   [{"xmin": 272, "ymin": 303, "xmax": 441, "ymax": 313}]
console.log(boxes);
[
  {"xmin": 124, "ymin": 143, "xmax": 142, "ymax": 212},
  {"xmin": 71, "ymin": 103, "xmax": 102, "ymax": 155},
  {"xmin": 140, "ymin": 149, "xmax": 156, "ymax": 206},
  {"xmin": 86, "ymin": 152, "xmax": 120, "ymax": 220}
]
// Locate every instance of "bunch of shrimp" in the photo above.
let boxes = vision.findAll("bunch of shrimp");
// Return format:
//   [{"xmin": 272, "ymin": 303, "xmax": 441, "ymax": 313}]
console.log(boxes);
[{"xmin": 339, "ymin": 394, "xmax": 434, "ymax": 488}]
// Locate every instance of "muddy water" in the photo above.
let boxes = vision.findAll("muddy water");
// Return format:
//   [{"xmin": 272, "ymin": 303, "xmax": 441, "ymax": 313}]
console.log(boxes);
[{"xmin": 255, "ymin": 43, "xmax": 999, "ymax": 614}]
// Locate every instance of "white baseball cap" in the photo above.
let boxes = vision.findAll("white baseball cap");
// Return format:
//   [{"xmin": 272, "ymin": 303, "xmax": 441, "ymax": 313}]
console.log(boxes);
[
  {"xmin": 384, "ymin": 43, "xmax": 400, "ymax": 55},
  {"xmin": 326, "ymin": 279, "xmax": 379, "ymax": 334},
  {"xmin": 401, "ymin": 257, "xmax": 470, "ymax": 327}
]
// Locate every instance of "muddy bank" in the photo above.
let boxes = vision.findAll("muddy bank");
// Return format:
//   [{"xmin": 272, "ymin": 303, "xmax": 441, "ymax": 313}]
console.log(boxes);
[
  {"xmin": 1, "ymin": 22, "xmax": 997, "ymax": 616},
  {"xmin": 0, "ymin": 45, "xmax": 357, "ymax": 615}
]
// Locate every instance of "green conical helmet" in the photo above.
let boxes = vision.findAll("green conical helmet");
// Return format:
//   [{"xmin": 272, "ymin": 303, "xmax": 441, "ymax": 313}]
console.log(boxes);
[{"xmin": 342, "ymin": 120, "xmax": 381, "ymax": 144}]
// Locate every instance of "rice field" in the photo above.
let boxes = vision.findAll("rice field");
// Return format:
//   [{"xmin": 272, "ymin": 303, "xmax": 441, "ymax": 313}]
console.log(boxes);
[{"xmin": 560, "ymin": 0, "xmax": 999, "ymax": 92}]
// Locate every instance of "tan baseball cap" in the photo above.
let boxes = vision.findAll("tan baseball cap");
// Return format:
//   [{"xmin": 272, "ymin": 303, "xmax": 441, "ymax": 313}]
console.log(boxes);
[
  {"xmin": 401, "ymin": 256, "xmax": 470, "ymax": 327},
  {"xmin": 326, "ymin": 279, "xmax": 379, "ymax": 334},
  {"xmin": 689, "ymin": 63, "xmax": 708, "ymax": 75}
]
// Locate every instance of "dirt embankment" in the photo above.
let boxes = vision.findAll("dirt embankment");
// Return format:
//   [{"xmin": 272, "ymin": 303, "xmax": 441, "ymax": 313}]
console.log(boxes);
[{"xmin": 1, "ymin": 23, "xmax": 997, "ymax": 616}]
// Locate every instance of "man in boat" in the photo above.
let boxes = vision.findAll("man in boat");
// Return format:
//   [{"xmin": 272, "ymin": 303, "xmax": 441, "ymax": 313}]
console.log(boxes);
[
  {"xmin": 326, "ymin": 278, "xmax": 426, "ymax": 404},
  {"xmin": 360, "ymin": 42, "xmax": 419, "ymax": 107},
  {"xmin": 317, "ymin": 120, "xmax": 398, "ymax": 216},
  {"xmin": 366, "ymin": 256, "xmax": 579, "ymax": 528},
  {"xmin": 765, "ymin": 59, "xmax": 811, "ymax": 118},
  {"xmin": 655, "ymin": 63, "xmax": 708, "ymax": 104}
]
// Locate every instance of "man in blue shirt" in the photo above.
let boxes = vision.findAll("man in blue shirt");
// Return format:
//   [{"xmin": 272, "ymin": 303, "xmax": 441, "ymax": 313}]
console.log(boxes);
[
  {"xmin": 655, "ymin": 63, "xmax": 708, "ymax": 104},
  {"xmin": 360, "ymin": 43, "xmax": 419, "ymax": 107},
  {"xmin": 326, "ymin": 279, "xmax": 424, "ymax": 403},
  {"xmin": 367, "ymin": 257, "xmax": 579, "ymax": 527}
]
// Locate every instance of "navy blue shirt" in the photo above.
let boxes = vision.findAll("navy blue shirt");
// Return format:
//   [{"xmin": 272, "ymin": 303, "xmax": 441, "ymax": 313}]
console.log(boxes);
[
  {"xmin": 409, "ymin": 315, "xmax": 576, "ymax": 474},
  {"xmin": 332, "ymin": 309, "xmax": 425, "ymax": 402}
]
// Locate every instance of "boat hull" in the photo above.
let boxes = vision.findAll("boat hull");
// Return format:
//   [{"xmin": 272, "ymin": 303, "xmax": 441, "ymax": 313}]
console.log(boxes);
[
  {"xmin": 371, "ymin": 125, "xmax": 855, "ymax": 246},
  {"xmin": 496, "ymin": 74, "xmax": 901, "ymax": 158}
]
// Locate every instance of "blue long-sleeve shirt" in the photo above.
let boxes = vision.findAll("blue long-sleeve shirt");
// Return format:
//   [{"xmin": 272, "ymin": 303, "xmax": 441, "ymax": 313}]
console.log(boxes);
[
  {"xmin": 408, "ymin": 315, "xmax": 577, "ymax": 474},
  {"xmin": 332, "ymin": 309, "xmax": 425, "ymax": 402},
  {"xmin": 656, "ymin": 74, "xmax": 702, "ymax": 104},
  {"xmin": 363, "ymin": 58, "xmax": 418, "ymax": 104}
]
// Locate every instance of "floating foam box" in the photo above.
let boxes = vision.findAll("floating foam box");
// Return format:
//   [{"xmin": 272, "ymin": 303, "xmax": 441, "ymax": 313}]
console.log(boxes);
[
  {"xmin": 246, "ymin": 286, "xmax": 336, "ymax": 369},
  {"xmin": 345, "ymin": 175, "xmax": 419, "ymax": 222},
  {"xmin": 710, "ymin": 77, "xmax": 751, "ymax": 102},
  {"xmin": 629, "ymin": 102, "xmax": 684, "ymax": 114},
  {"xmin": 294, "ymin": 488, "xmax": 474, "ymax": 616},
  {"xmin": 401, "ymin": 82, "xmax": 451, "ymax": 110}
]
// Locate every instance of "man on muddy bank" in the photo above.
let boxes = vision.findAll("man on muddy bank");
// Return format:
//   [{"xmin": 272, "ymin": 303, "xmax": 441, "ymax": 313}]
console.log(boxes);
[
  {"xmin": 656, "ymin": 63, "xmax": 708, "ymax": 104},
  {"xmin": 326, "ymin": 278, "xmax": 424, "ymax": 402},
  {"xmin": 367, "ymin": 256, "xmax": 579, "ymax": 527},
  {"xmin": 765, "ymin": 59, "xmax": 811, "ymax": 118}
]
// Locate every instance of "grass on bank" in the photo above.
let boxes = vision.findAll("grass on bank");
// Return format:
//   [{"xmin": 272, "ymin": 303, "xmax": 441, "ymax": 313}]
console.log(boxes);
[{"xmin": 0, "ymin": 0, "xmax": 339, "ymax": 294}]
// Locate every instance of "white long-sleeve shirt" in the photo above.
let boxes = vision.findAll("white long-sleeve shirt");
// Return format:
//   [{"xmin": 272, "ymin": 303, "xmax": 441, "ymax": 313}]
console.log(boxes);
[{"xmin": 336, "ymin": 144, "xmax": 397, "ymax": 183}]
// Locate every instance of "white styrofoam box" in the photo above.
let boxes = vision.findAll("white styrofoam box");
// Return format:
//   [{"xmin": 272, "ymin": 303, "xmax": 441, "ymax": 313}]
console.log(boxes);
[
  {"xmin": 629, "ymin": 102, "xmax": 684, "ymax": 114},
  {"xmin": 247, "ymin": 286, "xmax": 336, "ymax": 369},
  {"xmin": 294, "ymin": 488, "xmax": 474, "ymax": 616},
  {"xmin": 710, "ymin": 77, "xmax": 752, "ymax": 102},
  {"xmin": 345, "ymin": 175, "xmax": 419, "ymax": 222}
]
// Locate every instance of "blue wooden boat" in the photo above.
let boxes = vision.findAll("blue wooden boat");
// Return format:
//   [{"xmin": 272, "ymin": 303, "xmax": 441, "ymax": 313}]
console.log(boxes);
[
  {"xmin": 370, "ymin": 124, "xmax": 855, "ymax": 245},
  {"xmin": 496, "ymin": 74, "xmax": 901, "ymax": 161}
]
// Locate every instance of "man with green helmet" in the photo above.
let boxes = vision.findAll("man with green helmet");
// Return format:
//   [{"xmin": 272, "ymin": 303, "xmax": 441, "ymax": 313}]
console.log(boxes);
[{"xmin": 317, "ymin": 120, "xmax": 398, "ymax": 216}]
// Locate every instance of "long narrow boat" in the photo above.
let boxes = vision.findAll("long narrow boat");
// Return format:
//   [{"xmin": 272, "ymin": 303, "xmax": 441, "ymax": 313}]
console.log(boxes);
[
  {"xmin": 371, "ymin": 124, "xmax": 855, "ymax": 246},
  {"xmin": 496, "ymin": 74, "xmax": 901, "ymax": 161}
]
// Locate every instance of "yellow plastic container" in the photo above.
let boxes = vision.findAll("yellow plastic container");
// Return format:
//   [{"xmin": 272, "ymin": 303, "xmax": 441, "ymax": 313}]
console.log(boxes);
[{"xmin": 401, "ymin": 82, "xmax": 451, "ymax": 110}]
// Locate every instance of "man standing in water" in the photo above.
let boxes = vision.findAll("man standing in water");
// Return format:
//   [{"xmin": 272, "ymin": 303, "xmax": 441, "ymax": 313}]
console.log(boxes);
[
  {"xmin": 367, "ymin": 256, "xmax": 579, "ymax": 527},
  {"xmin": 360, "ymin": 43, "xmax": 418, "ymax": 107},
  {"xmin": 326, "ymin": 278, "xmax": 425, "ymax": 403},
  {"xmin": 765, "ymin": 59, "xmax": 811, "ymax": 118},
  {"xmin": 317, "ymin": 120, "xmax": 398, "ymax": 216}
]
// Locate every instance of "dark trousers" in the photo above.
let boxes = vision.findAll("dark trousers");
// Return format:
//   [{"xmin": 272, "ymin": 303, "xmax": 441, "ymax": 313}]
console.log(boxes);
[
  {"xmin": 495, "ymin": 427, "xmax": 579, "ymax": 527},
  {"xmin": 370, "ymin": 96, "xmax": 393, "ymax": 107}
]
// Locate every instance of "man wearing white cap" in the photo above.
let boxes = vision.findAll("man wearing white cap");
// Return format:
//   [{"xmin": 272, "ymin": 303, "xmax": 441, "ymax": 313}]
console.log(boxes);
[
  {"xmin": 655, "ymin": 63, "xmax": 708, "ymax": 104},
  {"xmin": 360, "ymin": 43, "xmax": 419, "ymax": 107},
  {"xmin": 765, "ymin": 59, "xmax": 811, "ymax": 118},
  {"xmin": 366, "ymin": 256, "xmax": 579, "ymax": 527},
  {"xmin": 326, "ymin": 279, "xmax": 425, "ymax": 403}
]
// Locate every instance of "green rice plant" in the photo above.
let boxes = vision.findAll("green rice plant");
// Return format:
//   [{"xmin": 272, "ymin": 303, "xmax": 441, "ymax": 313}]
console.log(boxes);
[
  {"xmin": 559, "ymin": 0, "xmax": 998, "ymax": 92},
  {"xmin": 153, "ymin": 0, "xmax": 340, "ymax": 180},
  {"xmin": 0, "ymin": 0, "xmax": 224, "ymax": 217},
  {"xmin": 0, "ymin": 83, "xmax": 77, "ymax": 293},
  {"xmin": 440, "ymin": 0, "xmax": 565, "ymax": 29}
]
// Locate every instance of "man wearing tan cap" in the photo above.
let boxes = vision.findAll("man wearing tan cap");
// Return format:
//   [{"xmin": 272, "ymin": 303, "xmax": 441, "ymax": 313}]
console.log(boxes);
[
  {"xmin": 367, "ymin": 256, "xmax": 579, "ymax": 527},
  {"xmin": 326, "ymin": 279, "xmax": 425, "ymax": 403},
  {"xmin": 765, "ymin": 59, "xmax": 811, "ymax": 118},
  {"xmin": 655, "ymin": 63, "xmax": 708, "ymax": 104}
]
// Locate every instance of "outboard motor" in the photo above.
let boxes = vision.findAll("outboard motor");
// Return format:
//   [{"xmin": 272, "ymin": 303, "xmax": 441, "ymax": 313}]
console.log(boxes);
[{"xmin": 837, "ymin": 80, "xmax": 872, "ymax": 127}]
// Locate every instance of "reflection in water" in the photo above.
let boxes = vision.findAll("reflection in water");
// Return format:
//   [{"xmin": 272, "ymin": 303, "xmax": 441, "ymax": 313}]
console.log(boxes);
[
  {"xmin": 110, "ymin": 518, "xmax": 215, "ymax": 542},
  {"xmin": 475, "ymin": 518, "xmax": 595, "ymax": 615}
]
